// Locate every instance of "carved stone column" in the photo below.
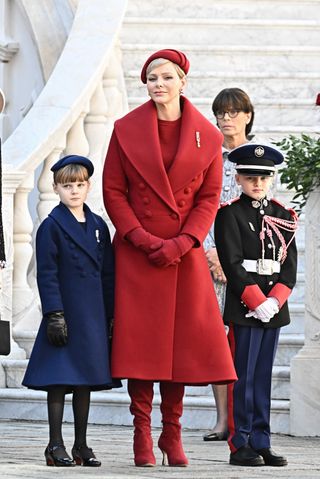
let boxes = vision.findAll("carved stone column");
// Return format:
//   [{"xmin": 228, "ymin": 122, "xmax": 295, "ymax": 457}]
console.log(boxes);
[
  {"xmin": 0, "ymin": 168, "xmax": 26, "ymax": 376},
  {"xmin": 84, "ymin": 82, "xmax": 107, "ymax": 217},
  {"xmin": 290, "ymin": 188, "xmax": 320, "ymax": 436}
]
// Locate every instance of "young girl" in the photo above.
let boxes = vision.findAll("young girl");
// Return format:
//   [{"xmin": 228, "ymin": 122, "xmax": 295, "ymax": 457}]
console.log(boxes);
[
  {"xmin": 23, "ymin": 155, "xmax": 119, "ymax": 467},
  {"xmin": 214, "ymin": 144, "xmax": 298, "ymax": 467}
]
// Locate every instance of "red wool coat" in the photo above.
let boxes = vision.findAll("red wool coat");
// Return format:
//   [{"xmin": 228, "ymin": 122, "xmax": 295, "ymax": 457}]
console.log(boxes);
[{"xmin": 103, "ymin": 97, "xmax": 237, "ymax": 385}]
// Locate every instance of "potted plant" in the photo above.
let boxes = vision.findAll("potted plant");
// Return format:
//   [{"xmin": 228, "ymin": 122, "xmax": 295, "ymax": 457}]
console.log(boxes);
[{"xmin": 273, "ymin": 94, "xmax": 320, "ymax": 214}]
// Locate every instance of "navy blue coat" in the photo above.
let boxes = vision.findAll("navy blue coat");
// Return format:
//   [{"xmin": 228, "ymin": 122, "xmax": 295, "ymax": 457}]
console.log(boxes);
[{"xmin": 23, "ymin": 202, "xmax": 119, "ymax": 391}]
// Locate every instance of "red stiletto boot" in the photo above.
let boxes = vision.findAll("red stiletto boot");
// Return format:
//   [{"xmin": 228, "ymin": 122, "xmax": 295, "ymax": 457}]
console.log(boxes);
[
  {"xmin": 158, "ymin": 382, "xmax": 188, "ymax": 467},
  {"xmin": 128, "ymin": 379, "xmax": 156, "ymax": 467}
]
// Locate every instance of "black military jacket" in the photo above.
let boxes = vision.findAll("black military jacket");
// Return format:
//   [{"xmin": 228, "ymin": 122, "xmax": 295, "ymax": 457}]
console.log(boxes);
[{"xmin": 214, "ymin": 193, "xmax": 297, "ymax": 328}]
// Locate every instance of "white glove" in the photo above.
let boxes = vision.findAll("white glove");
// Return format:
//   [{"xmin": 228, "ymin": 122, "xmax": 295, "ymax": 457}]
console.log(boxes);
[{"xmin": 246, "ymin": 297, "xmax": 279, "ymax": 323}]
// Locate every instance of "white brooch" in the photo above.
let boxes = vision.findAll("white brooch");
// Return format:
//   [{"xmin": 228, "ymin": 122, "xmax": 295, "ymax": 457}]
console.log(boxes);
[{"xmin": 195, "ymin": 131, "xmax": 201, "ymax": 148}]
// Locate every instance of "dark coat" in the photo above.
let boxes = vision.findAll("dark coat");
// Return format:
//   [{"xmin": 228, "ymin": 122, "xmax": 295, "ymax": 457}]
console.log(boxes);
[
  {"xmin": 103, "ymin": 97, "xmax": 237, "ymax": 385},
  {"xmin": 22, "ymin": 202, "xmax": 119, "ymax": 391},
  {"xmin": 214, "ymin": 193, "xmax": 298, "ymax": 328}
]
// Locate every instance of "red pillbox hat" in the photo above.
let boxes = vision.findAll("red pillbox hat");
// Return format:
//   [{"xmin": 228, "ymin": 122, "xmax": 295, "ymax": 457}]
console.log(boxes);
[{"xmin": 140, "ymin": 49, "xmax": 190, "ymax": 83}]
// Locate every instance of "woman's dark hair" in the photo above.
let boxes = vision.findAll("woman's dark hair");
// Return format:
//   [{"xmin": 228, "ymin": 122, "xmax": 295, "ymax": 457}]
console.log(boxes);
[{"xmin": 212, "ymin": 88, "xmax": 255, "ymax": 137}]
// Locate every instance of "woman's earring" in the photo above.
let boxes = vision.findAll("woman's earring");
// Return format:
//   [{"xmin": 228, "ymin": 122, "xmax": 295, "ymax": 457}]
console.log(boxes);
[{"xmin": 179, "ymin": 89, "xmax": 184, "ymax": 95}]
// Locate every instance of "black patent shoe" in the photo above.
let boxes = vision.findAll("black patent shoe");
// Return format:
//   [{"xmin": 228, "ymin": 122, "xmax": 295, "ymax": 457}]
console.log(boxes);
[
  {"xmin": 229, "ymin": 444, "xmax": 264, "ymax": 466},
  {"xmin": 256, "ymin": 447, "xmax": 288, "ymax": 466},
  {"xmin": 45, "ymin": 444, "xmax": 75, "ymax": 467},
  {"xmin": 203, "ymin": 430, "xmax": 228, "ymax": 441},
  {"xmin": 72, "ymin": 445, "xmax": 101, "ymax": 467}
]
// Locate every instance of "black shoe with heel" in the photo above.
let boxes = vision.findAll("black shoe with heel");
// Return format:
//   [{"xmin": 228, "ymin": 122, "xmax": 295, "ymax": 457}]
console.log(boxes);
[
  {"xmin": 45, "ymin": 444, "xmax": 75, "ymax": 467},
  {"xmin": 203, "ymin": 430, "xmax": 228, "ymax": 442},
  {"xmin": 72, "ymin": 445, "xmax": 101, "ymax": 467}
]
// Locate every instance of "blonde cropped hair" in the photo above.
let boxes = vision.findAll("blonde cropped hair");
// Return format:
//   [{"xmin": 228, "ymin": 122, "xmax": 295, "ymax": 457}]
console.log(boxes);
[
  {"xmin": 53, "ymin": 164, "xmax": 89, "ymax": 185},
  {"xmin": 146, "ymin": 58, "xmax": 186, "ymax": 80}
]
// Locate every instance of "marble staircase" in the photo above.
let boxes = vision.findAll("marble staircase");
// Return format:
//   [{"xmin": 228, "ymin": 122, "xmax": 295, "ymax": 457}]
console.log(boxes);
[{"xmin": 118, "ymin": 0, "xmax": 316, "ymax": 433}]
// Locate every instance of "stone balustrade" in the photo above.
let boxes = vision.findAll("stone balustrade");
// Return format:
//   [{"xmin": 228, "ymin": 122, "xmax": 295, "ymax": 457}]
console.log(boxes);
[{"xmin": 1, "ymin": 0, "xmax": 128, "ymax": 361}]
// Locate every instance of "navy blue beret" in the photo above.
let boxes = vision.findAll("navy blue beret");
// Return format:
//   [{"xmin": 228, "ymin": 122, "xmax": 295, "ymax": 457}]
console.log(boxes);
[
  {"xmin": 51, "ymin": 155, "xmax": 94, "ymax": 177},
  {"xmin": 228, "ymin": 144, "xmax": 284, "ymax": 176}
]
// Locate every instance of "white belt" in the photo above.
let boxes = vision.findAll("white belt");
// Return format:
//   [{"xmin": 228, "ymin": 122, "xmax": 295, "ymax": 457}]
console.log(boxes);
[{"xmin": 242, "ymin": 259, "xmax": 281, "ymax": 275}]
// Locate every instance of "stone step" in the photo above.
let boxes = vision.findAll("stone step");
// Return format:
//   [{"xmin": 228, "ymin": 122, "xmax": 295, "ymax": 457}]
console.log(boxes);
[
  {"xmin": 283, "ymin": 303, "xmax": 304, "ymax": 334},
  {"xmin": 128, "ymin": 96, "xmax": 319, "ymax": 128},
  {"xmin": 122, "ymin": 44, "xmax": 320, "ymax": 73},
  {"xmin": 124, "ymin": 70, "xmax": 320, "ymax": 100},
  {"xmin": 0, "ymin": 387, "xmax": 290, "ymax": 433},
  {"xmin": 275, "ymin": 333, "xmax": 304, "ymax": 366},
  {"xmin": 184, "ymin": 366, "xmax": 290, "ymax": 400},
  {"xmin": 0, "ymin": 335, "xmax": 299, "ymax": 399},
  {"xmin": 290, "ymin": 273, "xmax": 305, "ymax": 304},
  {"xmin": 125, "ymin": 0, "xmax": 320, "ymax": 21},
  {"xmin": 122, "ymin": 18, "xmax": 320, "ymax": 46}
]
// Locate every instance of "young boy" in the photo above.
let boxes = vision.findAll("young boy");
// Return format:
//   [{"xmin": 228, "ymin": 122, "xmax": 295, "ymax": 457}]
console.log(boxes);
[
  {"xmin": 23, "ymin": 155, "xmax": 119, "ymax": 467},
  {"xmin": 214, "ymin": 144, "xmax": 298, "ymax": 467}
]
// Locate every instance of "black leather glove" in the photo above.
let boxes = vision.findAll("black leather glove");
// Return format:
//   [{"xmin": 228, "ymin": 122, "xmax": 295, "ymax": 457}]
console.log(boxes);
[{"xmin": 45, "ymin": 311, "xmax": 68, "ymax": 346}]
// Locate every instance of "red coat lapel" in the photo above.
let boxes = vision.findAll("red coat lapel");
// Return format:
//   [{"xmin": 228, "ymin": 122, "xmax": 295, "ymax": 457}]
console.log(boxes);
[
  {"xmin": 114, "ymin": 100, "xmax": 177, "ymax": 211},
  {"xmin": 114, "ymin": 98, "xmax": 223, "ymax": 209},
  {"xmin": 168, "ymin": 98, "xmax": 223, "ymax": 193}
]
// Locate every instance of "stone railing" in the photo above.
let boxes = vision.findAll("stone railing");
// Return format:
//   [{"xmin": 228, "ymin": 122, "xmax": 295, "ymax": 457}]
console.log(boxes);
[{"xmin": 1, "ymin": 0, "xmax": 128, "ymax": 361}]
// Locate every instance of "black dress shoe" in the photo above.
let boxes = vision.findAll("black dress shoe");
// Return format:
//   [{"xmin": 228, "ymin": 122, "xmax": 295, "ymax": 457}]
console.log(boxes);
[
  {"xmin": 230, "ymin": 444, "xmax": 264, "ymax": 466},
  {"xmin": 72, "ymin": 445, "xmax": 101, "ymax": 467},
  {"xmin": 256, "ymin": 447, "xmax": 288, "ymax": 466},
  {"xmin": 45, "ymin": 444, "xmax": 75, "ymax": 467},
  {"xmin": 203, "ymin": 430, "xmax": 228, "ymax": 441}
]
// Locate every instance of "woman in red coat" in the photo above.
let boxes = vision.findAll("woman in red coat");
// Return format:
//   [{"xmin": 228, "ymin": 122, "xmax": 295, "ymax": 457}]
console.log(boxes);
[{"xmin": 103, "ymin": 49, "xmax": 236, "ymax": 468}]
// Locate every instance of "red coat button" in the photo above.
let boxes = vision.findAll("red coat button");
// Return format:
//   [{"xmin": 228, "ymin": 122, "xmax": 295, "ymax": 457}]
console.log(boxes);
[
  {"xmin": 170, "ymin": 213, "xmax": 178, "ymax": 220},
  {"xmin": 145, "ymin": 210, "xmax": 152, "ymax": 218},
  {"xmin": 143, "ymin": 197, "xmax": 150, "ymax": 205},
  {"xmin": 184, "ymin": 187, "xmax": 192, "ymax": 194},
  {"xmin": 178, "ymin": 200, "xmax": 186, "ymax": 207},
  {"xmin": 138, "ymin": 182, "xmax": 146, "ymax": 190}
]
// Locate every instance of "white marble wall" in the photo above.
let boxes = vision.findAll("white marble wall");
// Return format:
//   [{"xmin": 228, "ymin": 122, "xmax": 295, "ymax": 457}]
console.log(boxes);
[{"xmin": 290, "ymin": 188, "xmax": 320, "ymax": 436}]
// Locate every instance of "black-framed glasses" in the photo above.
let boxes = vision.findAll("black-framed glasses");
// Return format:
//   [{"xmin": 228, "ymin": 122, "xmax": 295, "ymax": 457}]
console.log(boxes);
[{"xmin": 215, "ymin": 109, "xmax": 241, "ymax": 119}]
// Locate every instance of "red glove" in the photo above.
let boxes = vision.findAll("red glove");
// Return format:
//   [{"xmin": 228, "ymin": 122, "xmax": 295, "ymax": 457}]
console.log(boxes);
[
  {"xmin": 126, "ymin": 227, "xmax": 163, "ymax": 254},
  {"xmin": 148, "ymin": 234, "xmax": 194, "ymax": 267}
]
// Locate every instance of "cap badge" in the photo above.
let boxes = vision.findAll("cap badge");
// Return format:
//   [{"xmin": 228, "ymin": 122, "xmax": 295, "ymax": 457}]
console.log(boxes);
[{"xmin": 254, "ymin": 146, "xmax": 265, "ymax": 157}]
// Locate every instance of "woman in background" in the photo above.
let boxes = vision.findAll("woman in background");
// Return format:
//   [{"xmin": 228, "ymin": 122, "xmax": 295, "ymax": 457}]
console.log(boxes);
[{"xmin": 203, "ymin": 88, "xmax": 255, "ymax": 442}]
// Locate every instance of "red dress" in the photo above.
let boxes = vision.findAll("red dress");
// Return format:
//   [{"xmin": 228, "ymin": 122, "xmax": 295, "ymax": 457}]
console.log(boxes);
[{"xmin": 103, "ymin": 97, "xmax": 237, "ymax": 385}]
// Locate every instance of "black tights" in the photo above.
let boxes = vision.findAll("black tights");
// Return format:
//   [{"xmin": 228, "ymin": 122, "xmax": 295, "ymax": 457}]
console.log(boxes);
[{"xmin": 47, "ymin": 386, "xmax": 91, "ymax": 447}]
